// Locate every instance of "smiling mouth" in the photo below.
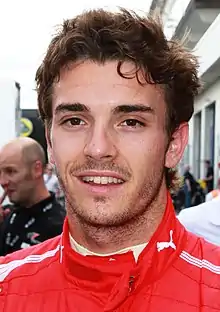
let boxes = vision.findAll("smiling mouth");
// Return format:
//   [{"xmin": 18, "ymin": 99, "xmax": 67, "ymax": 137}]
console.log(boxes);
[{"xmin": 80, "ymin": 176, "xmax": 124, "ymax": 185}]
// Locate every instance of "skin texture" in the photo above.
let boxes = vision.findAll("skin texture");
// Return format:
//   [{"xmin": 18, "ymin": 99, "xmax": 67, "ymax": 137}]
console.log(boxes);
[
  {"xmin": 47, "ymin": 61, "xmax": 188, "ymax": 253},
  {"xmin": 0, "ymin": 137, "xmax": 50, "ymax": 208}
]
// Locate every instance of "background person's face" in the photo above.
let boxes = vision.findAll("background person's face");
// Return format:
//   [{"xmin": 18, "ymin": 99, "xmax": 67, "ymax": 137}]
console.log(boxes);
[
  {"xmin": 0, "ymin": 153, "xmax": 35, "ymax": 205},
  {"xmin": 45, "ymin": 164, "xmax": 53, "ymax": 176},
  {"xmin": 48, "ymin": 61, "xmax": 186, "ymax": 226},
  {"xmin": 205, "ymin": 162, "xmax": 210, "ymax": 169}
]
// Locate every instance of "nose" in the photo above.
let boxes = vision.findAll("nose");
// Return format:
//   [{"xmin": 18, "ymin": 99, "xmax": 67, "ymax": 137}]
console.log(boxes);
[
  {"xmin": 84, "ymin": 124, "xmax": 117, "ymax": 161},
  {"xmin": 0, "ymin": 172, "xmax": 9, "ymax": 189}
]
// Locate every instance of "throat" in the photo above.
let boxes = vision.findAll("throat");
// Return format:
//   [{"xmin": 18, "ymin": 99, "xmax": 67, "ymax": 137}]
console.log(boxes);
[
  {"xmin": 67, "ymin": 205, "xmax": 165, "ymax": 255},
  {"xmin": 67, "ymin": 183, "xmax": 167, "ymax": 254},
  {"xmin": 25, "ymin": 189, "xmax": 50, "ymax": 208}
]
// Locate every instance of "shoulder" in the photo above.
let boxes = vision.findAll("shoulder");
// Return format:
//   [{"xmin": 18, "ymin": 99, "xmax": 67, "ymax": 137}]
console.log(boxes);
[
  {"xmin": 178, "ymin": 200, "xmax": 220, "ymax": 245},
  {"xmin": 181, "ymin": 232, "xmax": 220, "ymax": 266},
  {"xmin": 177, "ymin": 232, "xmax": 220, "ymax": 291},
  {"xmin": 0, "ymin": 235, "xmax": 61, "ymax": 283},
  {"xmin": 178, "ymin": 200, "xmax": 219, "ymax": 225},
  {"xmin": 178, "ymin": 204, "xmax": 207, "ymax": 232}
]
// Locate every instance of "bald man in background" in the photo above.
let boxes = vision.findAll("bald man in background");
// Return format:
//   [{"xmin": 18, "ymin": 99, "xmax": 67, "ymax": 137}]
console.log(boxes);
[{"xmin": 0, "ymin": 137, "xmax": 65, "ymax": 256}]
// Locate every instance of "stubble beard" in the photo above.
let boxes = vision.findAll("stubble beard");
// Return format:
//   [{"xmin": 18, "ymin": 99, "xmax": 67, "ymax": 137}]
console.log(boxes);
[{"xmin": 55, "ymin": 164, "xmax": 165, "ymax": 229}]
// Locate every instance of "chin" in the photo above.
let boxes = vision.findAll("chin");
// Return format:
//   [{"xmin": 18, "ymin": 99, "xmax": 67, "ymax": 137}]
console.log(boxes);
[
  {"xmin": 79, "ymin": 213, "xmax": 128, "ymax": 227},
  {"xmin": 70, "ymin": 200, "xmax": 132, "ymax": 227}
]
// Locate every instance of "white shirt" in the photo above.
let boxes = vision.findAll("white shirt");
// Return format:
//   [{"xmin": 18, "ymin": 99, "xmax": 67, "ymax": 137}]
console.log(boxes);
[
  {"xmin": 69, "ymin": 234, "xmax": 147, "ymax": 262},
  {"xmin": 178, "ymin": 197, "xmax": 220, "ymax": 246},
  {"xmin": 44, "ymin": 174, "xmax": 61, "ymax": 195},
  {"xmin": 205, "ymin": 189, "xmax": 220, "ymax": 202}
]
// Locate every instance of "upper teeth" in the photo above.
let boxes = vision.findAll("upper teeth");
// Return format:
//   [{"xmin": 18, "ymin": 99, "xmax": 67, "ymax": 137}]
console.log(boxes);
[{"xmin": 82, "ymin": 176, "xmax": 124, "ymax": 184}]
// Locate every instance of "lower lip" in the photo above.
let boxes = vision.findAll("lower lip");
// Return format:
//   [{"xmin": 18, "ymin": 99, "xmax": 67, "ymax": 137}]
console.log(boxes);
[{"xmin": 76, "ymin": 178, "xmax": 124, "ymax": 194}]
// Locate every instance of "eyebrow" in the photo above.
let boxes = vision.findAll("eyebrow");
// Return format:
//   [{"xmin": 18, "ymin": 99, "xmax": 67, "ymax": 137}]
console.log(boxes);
[
  {"xmin": 54, "ymin": 103, "xmax": 90, "ymax": 115},
  {"xmin": 54, "ymin": 103, "xmax": 154, "ymax": 116},
  {"xmin": 112, "ymin": 104, "xmax": 154, "ymax": 115}
]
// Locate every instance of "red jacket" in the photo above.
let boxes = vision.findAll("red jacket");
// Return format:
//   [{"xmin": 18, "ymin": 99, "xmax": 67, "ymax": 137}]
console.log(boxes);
[{"xmin": 0, "ymin": 195, "xmax": 220, "ymax": 311}]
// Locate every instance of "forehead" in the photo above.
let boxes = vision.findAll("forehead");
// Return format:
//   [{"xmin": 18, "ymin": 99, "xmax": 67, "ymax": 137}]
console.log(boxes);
[
  {"xmin": 0, "ymin": 146, "xmax": 23, "ymax": 167},
  {"xmin": 53, "ymin": 61, "xmax": 165, "ymax": 113}
]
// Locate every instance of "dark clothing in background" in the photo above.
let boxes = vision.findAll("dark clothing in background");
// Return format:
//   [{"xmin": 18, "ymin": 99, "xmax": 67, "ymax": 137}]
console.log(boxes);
[
  {"xmin": 206, "ymin": 166, "xmax": 214, "ymax": 193},
  {"xmin": 183, "ymin": 170, "xmax": 204, "ymax": 208},
  {"xmin": 0, "ymin": 193, "xmax": 65, "ymax": 256},
  {"xmin": 183, "ymin": 171, "xmax": 193, "ymax": 208},
  {"xmin": 183, "ymin": 171, "xmax": 197, "ymax": 197}
]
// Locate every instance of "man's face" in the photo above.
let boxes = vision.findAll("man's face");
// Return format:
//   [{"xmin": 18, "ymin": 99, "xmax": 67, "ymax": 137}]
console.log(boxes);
[
  {"xmin": 0, "ymin": 151, "xmax": 35, "ymax": 205},
  {"xmin": 45, "ymin": 164, "xmax": 53, "ymax": 176},
  {"xmin": 48, "ymin": 61, "xmax": 187, "ymax": 226}
]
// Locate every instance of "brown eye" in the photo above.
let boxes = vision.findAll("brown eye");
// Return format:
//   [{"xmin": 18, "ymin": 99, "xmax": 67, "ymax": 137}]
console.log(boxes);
[
  {"xmin": 63, "ymin": 117, "xmax": 86, "ymax": 126},
  {"xmin": 69, "ymin": 118, "xmax": 84, "ymax": 125},
  {"xmin": 121, "ymin": 119, "xmax": 145, "ymax": 127}
]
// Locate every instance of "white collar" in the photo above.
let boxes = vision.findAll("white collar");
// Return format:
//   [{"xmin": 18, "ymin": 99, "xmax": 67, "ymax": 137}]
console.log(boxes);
[{"xmin": 69, "ymin": 233, "xmax": 147, "ymax": 262}]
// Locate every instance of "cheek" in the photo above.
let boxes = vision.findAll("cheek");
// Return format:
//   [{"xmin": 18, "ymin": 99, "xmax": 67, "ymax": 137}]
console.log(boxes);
[
  {"xmin": 10, "ymin": 175, "xmax": 22, "ymax": 184},
  {"xmin": 118, "ymin": 131, "xmax": 166, "ymax": 170},
  {"xmin": 51, "ymin": 130, "xmax": 86, "ymax": 173},
  {"xmin": 52, "ymin": 129, "xmax": 83, "ymax": 157}
]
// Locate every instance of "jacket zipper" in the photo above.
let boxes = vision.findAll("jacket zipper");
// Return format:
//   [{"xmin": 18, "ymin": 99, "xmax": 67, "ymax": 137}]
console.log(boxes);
[{"xmin": 129, "ymin": 275, "xmax": 135, "ymax": 293}]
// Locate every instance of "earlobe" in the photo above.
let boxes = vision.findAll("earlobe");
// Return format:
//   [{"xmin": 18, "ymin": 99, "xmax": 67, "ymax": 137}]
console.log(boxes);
[{"xmin": 165, "ymin": 123, "xmax": 189, "ymax": 169}]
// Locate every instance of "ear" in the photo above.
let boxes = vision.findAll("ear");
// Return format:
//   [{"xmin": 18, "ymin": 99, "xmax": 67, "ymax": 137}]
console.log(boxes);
[
  {"xmin": 165, "ymin": 123, "xmax": 189, "ymax": 169},
  {"xmin": 33, "ymin": 160, "xmax": 44, "ymax": 178},
  {"xmin": 45, "ymin": 127, "xmax": 55, "ymax": 165}
]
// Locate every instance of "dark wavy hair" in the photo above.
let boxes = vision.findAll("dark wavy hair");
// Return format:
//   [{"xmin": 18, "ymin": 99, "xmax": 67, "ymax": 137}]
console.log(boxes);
[{"xmin": 35, "ymin": 8, "xmax": 200, "ymax": 190}]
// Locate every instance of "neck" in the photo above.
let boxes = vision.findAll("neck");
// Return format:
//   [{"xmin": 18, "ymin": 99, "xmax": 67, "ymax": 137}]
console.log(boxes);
[
  {"xmin": 68, "ymin": 187, "xmax": 167, "ymax": 254},
  {"xmin": 25, "ymin": 183, "xmax": 50, "ymax": 208}
]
